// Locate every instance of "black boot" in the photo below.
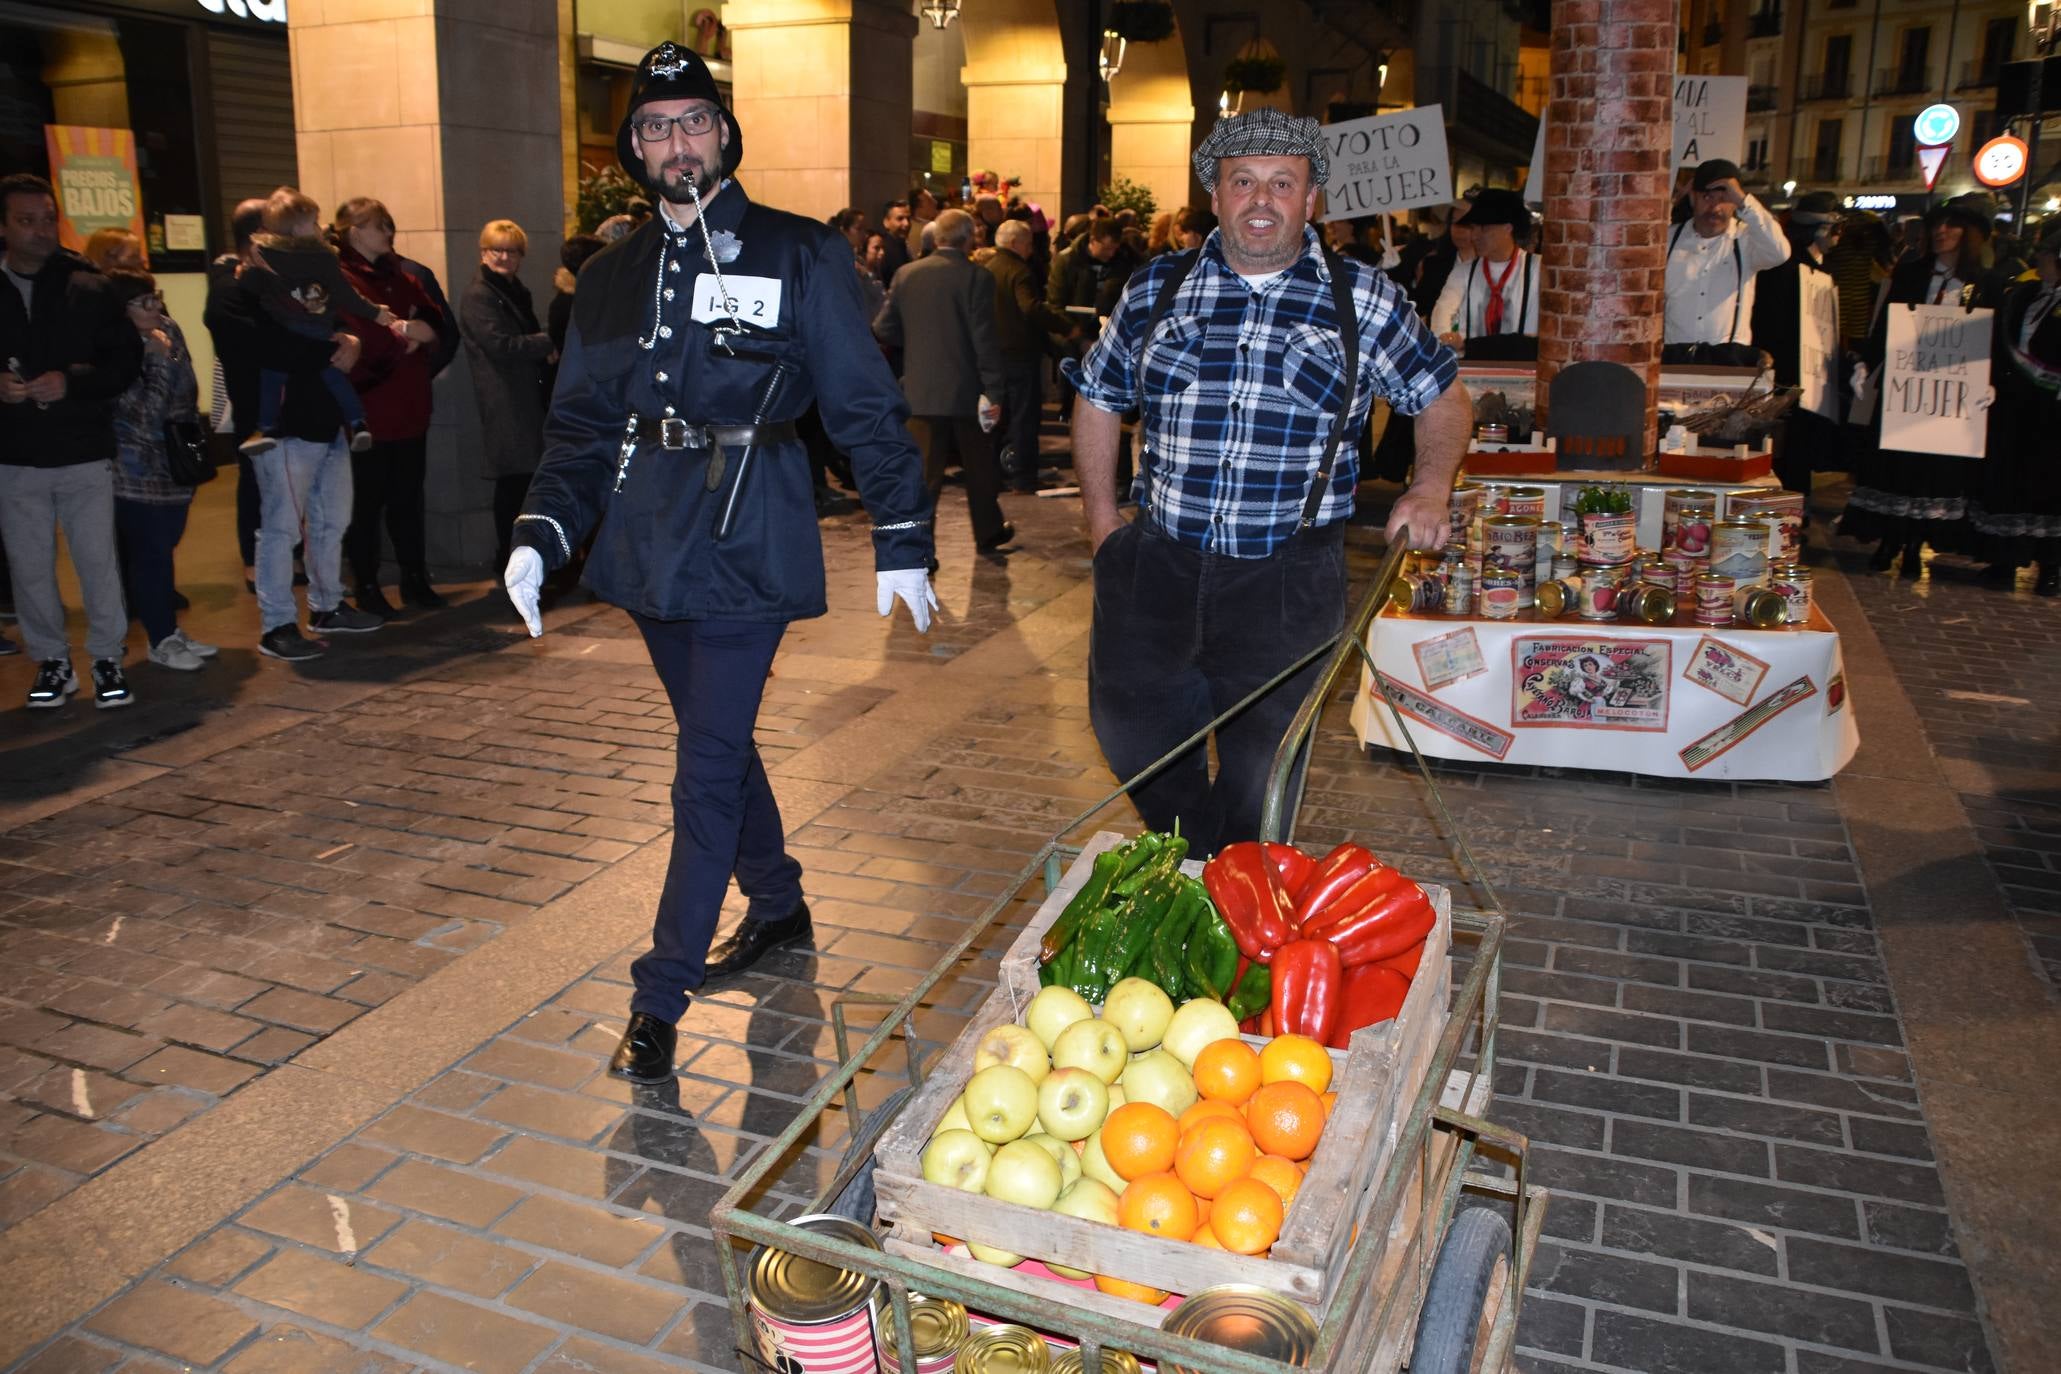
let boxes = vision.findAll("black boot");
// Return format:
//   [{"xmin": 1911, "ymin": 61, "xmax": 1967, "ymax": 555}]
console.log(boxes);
[
  {"xmin": 1898, "ymin": 540, "xmax": 1924, "ymax": 579},
  {"xmin": 399, "ymin": 570, "xmax": 446, "ymax": 609},
  {"xmin": 355, "ymin": 582, "xmax": 396, "ymax": 618},
  {"xmin": 702, "ymin": 902, "xmax": 813, "ymax": 983},
  {"xmin": 609, "ymin": 1012, "xmax": 679, "ymax": 1084}
]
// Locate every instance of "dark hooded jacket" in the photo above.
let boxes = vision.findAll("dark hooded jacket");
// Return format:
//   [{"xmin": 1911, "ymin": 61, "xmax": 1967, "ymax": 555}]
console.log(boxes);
[{"xmin": 0, "ymin": 250, "xmax": 143, "ymax": 467}]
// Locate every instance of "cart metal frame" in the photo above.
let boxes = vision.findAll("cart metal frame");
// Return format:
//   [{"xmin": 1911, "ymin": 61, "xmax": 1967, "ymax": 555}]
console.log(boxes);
[{"xmin": 709, "ymin": 542, "xmax": 1548, "ymax": 1373}]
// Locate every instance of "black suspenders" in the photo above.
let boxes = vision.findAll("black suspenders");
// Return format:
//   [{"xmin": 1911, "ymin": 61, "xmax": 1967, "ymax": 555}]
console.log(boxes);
[{"xmin": 1669, "ymin": 220, "xmax": 1746, "ymax": 343}]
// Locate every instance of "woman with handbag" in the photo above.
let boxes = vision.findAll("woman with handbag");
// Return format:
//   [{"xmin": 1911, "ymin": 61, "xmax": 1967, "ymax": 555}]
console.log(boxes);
[{"xmin": 105, "ymin": 269, "xmax": 217, "ymax": 671}]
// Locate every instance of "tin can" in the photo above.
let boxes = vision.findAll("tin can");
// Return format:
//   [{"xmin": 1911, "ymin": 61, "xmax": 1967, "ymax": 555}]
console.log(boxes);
[
  {"xmin": 1693, "ymin": 573, "xmax": 1736, "ymax": 625},
  {"xmin": 1768, "ymin": 561, "xmax": 1813, "ymax": 626},
  {"xmin": 1670, "ymin": 504, "xmax": 1717, "ymax": 562},
  {"xmin": 1710, "ymin": 518, "xmax": 1769, "ymax": 585},
  {"xmin": 1050, "ymin": 1351, "xmax": 1142, "ymax": 1374},
  {"xmin": 1480, "ymin": 568, "xmax": 1521, "ymax": 620},
  {"xmin": 1662, "ymin": 489, "xmax": 1719, "ymax": 551},
  {"xmin": 1477, "ymin": 481, "xmax": 1514, "ymax": 517},
  {"xmin": 1725, "ymin": 489, "xmax": 1806, "ymax": 562},
  {"xmin": 1577, "ymin": 559, "xmax": 1632, "ymax": 620},
  {"xmin": 1388, "ymin": 570, "xmax": 1445, "ymax": 614},
  {"xmin": 1640, "ymin": 561, "xmax": 1680, "ymax": 596},
  {"xmin": 1747, "ymin": 514, "xmax": 1786, "ymax": 565},
  {"xmin": 1503, "ymin": 485, "xmax": 1548, "ymax": 521},
  {"xmin": 1448, "ymin": 483, "xmax": 1483, "ymax": 535},
  {"xmin": 1482, "ymin": 514, "xmax": 1540, "ymax": 607},
  {"xmin": 1163, "ymin": 1287, "xmax": 1319, "ymax": 1374},
  {"xmin": 956, "ymin": 1326, "xmax": 1051, "ymax": 1374},
  {"xmin": 1551, "ymin": 552, "xmax": 1580, "ymax": 580},
  {"xmin": 1617, "ymin": 584, "xmax": 1676, "ymax": 625},
  {"xmin": 1442, "ymin": 565, "xmax": 1475, "ymax": 615},
  {"xmin": 1535, "ymin": 576, "xmax": 1581, "ymax": 618},
  {"xmin": 1735, "ymin": 585, "xmax": 1789, "ymax": 628},
  {"xmin": 1474, "ymin": 422, "xmax": 1510, "ymax": 444},
  {"xmin": 879, "ymin": 1298, "xmax": 970, "ymax": 1374},
  {"xmin": 1578, "ymin": 509, "xmax": 1638, "ymax": 565},
  {"xmin": 750, "ymin": 1215, "xmax": 884, "ymax": 1374}
]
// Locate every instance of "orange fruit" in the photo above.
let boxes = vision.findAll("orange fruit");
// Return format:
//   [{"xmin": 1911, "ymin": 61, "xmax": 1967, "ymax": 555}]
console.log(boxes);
[
  {"xmin": 1211, "ymin": 1177, "xmax": 1284, "ymax": 1255},
  {"xmin": 1102, "ymin": 1102, "xmax": 1179, "ymax": 1181},
  {"xmin": 1259, "ymin": 1034, "xmax": 1333, "ymax": 1094},
  {"xmin": 1095, "ymin": 1272, "xmax": 1169, "ymax": 1304},
  {"xmin": 1118, "ymin": 1172, "xmax": 1198, "ymax": 1240},
  {"xmin": 1190, "ymin": 1224, "xmax": 1226, "ymax": 1250},
  {"xmin": 1193, "ymin": 1193, "xmax": 1211, "ymax": 1227},
  {"xmin": 1178, "ymin": 1099, "xmax": 1244, "ymax": 1134},
  {"xmin": 1247, "ymin": 1154, "xmax": 1304, "ymax": 1209},
  {"xmin": 1192, "ymin": 1039, "xmax": 1263, "ymax": 1106},
  {"xmin": 1320, "ymin": 1091, "xmax": 1337, "ymax": 1119},
  {"xmin": 1246, "ymin": 1080, "xmax": 1326, "ymax": 1161},
  {"xmin": 1174, "ymin": 1115, "xmax": 1256, "ymax": 1199}
]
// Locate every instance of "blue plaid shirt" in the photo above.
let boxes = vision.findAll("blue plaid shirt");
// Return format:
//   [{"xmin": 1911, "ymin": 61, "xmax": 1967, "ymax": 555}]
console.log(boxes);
[{"xmin": 1067, "ymin": 226, "xmax": 1456, "ymax": 558}]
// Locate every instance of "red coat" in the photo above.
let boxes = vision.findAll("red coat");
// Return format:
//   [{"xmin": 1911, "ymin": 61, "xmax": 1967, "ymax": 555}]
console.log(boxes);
[{"xmin": 337, "ymin": 243, "xmax": 449, "ymax": 441}]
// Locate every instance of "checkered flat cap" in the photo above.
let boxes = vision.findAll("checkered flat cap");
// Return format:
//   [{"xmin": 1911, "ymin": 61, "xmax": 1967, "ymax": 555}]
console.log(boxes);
[{"xmin": 1192, "ymin": 110, "xmax": 1329, "ymax": 192}]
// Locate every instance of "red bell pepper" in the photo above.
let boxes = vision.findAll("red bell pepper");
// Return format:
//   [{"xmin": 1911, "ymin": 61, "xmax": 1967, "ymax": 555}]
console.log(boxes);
[
  {"xmin": 1377, "ymin": 939, "xmax": 1426, "ymax": 980},
  {"xmin": 1318, "ymin": 886, "xmax": 1437, "ymax": 967},
  {"xmin": 1203, "ymin": 843, "xmax": 1295, "ymax": 959},
  {"xmin": 1290, "ymin": 843, "xmax": 1381, "ymax": 926},
  {"xmin": 1262, "ymin": 842, "xmax": 1316, "ymax": 905},
  {"xmin": 1269, "ymin": 937, "xmax": 1343, "ymax": 1045},
  {"xmin": 1327, "ymin": 964, "xmax": 1411, "ymax": 1048}
]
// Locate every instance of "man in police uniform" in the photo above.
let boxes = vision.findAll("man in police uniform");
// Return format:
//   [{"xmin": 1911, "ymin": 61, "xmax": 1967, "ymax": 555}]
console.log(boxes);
[{"xmin": 504, "ymin": 42, "xmax": 938, "ymax": 1083}]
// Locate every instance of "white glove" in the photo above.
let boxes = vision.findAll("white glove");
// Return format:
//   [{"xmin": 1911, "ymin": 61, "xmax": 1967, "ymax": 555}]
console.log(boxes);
[
  {"xmin": 977, "ymin": 394, "xmax": 1001, "ymax": 433},
  {"xmin": 504, "ymin": 546, "xmax": 544, "ymax": 638},
  {"xmin": 876, "ymin": 568, "xmax": 939, "ymax": 634}
]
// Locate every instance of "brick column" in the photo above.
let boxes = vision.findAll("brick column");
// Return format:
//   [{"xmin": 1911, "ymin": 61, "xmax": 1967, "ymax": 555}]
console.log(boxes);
[{"xmin": 1536, "ymin": 0, "xmax": 1674, "ymax": 456}]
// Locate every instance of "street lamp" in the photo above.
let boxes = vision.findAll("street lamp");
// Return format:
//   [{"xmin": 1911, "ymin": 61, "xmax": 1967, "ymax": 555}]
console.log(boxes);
[
  {"xmin": 1218, "ymin": 88, "xmax": 1243, "ymax": 117},
  {"xmin": 1099, "ymin": 30, "xmax": 1127, "ymax": 81},
  {"xmin": 920, "ymin": 0, "xmax": 959, "ymax": 29},
  {"xmin": 1783, "ymin": 179, "xmax": 1798, "ymax": 195}
]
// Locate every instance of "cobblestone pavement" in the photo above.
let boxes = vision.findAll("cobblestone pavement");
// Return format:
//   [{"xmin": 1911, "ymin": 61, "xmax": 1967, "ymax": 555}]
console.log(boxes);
[{"xmin": 1, "ymin": 456, "xmax": 2051, "ymax": 1373}]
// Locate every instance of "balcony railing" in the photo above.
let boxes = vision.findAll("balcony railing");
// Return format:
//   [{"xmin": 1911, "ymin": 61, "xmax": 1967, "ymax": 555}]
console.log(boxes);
[
  {"xmin": 1859, "ymin": 156, "xmax": 1919, "ymax": 184},
  {"xmin": 1748, "ymin": 83, "xmax": 1779, "ymax": 110},
  {"xmin": 1809, "ymin": 157, "xmax": 1843, "ymax": 182},
  {"xmin": 1959, "ymin": 58, "xmax": 2004, "ymax": 87},
  {"xmin": 1801, "ymin": 72, "xmax": 1851, "ymax": 100},
  {"xmin": 1749, "ymin": 8, "xmax": 1783, "ymax": 37},
  {"xmin": 1874, "ymin": 66, "xmax": 1931, "ymax": 96}
]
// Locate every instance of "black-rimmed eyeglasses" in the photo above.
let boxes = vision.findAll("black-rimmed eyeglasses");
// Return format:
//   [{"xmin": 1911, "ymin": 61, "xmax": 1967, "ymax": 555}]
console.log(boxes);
[{"xmin": 632, "ymin": 108, "xmax": 718, "ymax": 142}]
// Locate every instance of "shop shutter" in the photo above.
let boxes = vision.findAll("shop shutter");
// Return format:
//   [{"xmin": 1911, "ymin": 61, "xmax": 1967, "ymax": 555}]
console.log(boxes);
[{"xmin": 206, "ymin": 25, "xmax": 297, "ymax": 232}]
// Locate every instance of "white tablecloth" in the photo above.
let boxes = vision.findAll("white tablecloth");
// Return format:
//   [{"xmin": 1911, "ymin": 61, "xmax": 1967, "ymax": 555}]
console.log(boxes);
[{"xmin": 1350, "ymin": 606, "xmax": 1859, "ymax": 781}]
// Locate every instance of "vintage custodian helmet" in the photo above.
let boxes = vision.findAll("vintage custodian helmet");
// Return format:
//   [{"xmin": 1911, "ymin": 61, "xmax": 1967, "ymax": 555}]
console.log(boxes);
[{"xmin": 616, "ymin": 41, "xmax": 744, "ymax": 192}]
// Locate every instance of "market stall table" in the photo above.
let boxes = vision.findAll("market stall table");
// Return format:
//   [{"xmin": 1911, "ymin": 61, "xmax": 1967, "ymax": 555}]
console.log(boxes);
[{"xmin": 1350, "ymin": 603, "xmax": 1859, "ymax": 781}]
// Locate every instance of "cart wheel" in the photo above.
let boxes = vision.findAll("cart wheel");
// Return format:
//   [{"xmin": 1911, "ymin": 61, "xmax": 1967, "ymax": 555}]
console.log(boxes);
[
  {"xmin": 825, "ymin": 1086, "xmax": 914, "ymax": 1224},
  {"xmin": 1407, "ymin": 1206, "xmax": 1512, "ymax": 1374}
]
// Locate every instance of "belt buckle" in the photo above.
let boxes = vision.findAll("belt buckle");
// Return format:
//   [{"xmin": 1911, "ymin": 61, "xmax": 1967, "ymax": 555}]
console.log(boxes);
[{"xmin": 658, "ymin": 417, "xmax": 690, "ymax": 450}]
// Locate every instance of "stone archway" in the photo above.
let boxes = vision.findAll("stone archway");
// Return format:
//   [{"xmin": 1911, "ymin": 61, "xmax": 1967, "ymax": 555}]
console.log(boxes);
[
  {"xmin": 957, "ymin": 0, "xmax": 1069, "ymax": 218},
  {"xmin": 1105, "ymin": 21, "xmax": 1199, "ymax": 218}
]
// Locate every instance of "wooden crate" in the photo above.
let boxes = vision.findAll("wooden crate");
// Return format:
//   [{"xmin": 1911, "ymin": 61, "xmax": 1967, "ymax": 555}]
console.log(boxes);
[{"xmin": 872, "ymin": 832, "xmax": 1450, "ymax": 1312}]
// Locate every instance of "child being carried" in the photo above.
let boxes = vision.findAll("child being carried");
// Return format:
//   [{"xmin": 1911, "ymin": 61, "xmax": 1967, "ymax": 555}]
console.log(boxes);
[{"xmin": 240, "ymin": 189, "xmax": 394, "ymax": 456}]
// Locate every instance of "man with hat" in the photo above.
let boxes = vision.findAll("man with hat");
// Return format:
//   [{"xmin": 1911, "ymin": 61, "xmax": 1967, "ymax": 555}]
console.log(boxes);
[
  {"xmin": 1067, "ymin": 110, "xmax": 1470, "ymax": 855},
  {"xmin": 1429, "ymin": 187, "xmax": 1540, "ymax": 359},
  {"xmin": 503, "ymin": 41, "xmax": 938, "ymax": 1084},
  {"xmin": 1663, "ymin": 158, "xmax": 1790, "ymax": 361}
]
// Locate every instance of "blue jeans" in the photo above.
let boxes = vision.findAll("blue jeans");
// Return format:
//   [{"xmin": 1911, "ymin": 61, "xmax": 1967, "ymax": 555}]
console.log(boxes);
[
  {"xmin": 252, "ymin": 435, "xmax": 352, "ymax": 631},
  {"xmin": 629, "ymin": 614, "xmax": 805, "ymax": 1022},
  {"xmin": 114, "ymin": 498, "xmax": 191, "ymax": 646}
]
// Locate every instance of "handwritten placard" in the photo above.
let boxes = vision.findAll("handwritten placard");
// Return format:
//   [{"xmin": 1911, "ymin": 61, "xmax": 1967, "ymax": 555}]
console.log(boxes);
[
  {"xmin": 1799, "ymin": 269, "xmax": 1841, "ymax": 420},
  {"xmin": 1881, "ymin": 305, "xmax": 1994, "ymax": 458},
  {"xmin": 1320, "ymin": 106, "xmax": 1452, "ymax": 221},
  {"xmin": 1673, "ymin": 76, "xmax": 1748, "ymax": 172}
]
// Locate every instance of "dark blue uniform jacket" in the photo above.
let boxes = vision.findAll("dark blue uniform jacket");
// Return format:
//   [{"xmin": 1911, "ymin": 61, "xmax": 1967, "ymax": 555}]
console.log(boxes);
[{"xmin": 513, "ymin": 182, "xmax": 933, "ymax": 621}]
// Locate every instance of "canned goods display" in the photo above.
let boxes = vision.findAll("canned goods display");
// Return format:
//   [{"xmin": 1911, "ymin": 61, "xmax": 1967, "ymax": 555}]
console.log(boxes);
[
  {"xmin": 1536, "ymin": 576, "xmax": 1580, "ymax": 618},
  {"xmin": 1735, "ymin": 585, "xmax": 1789, "ymax": 628},
  {"xmin": 1480, "ymin": 569, "xmax": 1521, "ymax": 619},
  {"xmin": 1693, "ymin": 572, "xmax": 1736, "ymax": 625},
  {"xmin": 1616, "ymin": 584, "xmax": 1676, "ymax": 625},
  {"xmin": 1482, "ymin": 514, "xmax": 1540, "ymax": 607},
  {"xmin": 1442, "ymin": 565, "xmax": 1475, "ymax": 615},
  {"xmin": 1640, "ymin": 562, "xmax": 1679, "ymax": 596},
  {"xmin": 1503, "ymin": 485, "xmax": 1548, "ymax": 521},
  {"xmin": 1725, "ymin": 489, "xmax": 1805, "ymax": 562},
  {"xmin": 1577, "ymin": 559, "xmax": 1632, "ymax": 620},
  {"xmin": 1710, "ymin": 518, "xmax": 1769, "ymax": 585},
  {"xmin": 1662, "ymin": 489, "xmax": 1718, "ymax": 551},
  {"xmin": 749, "ymin": 1215, "xmax": 884, "ymax": 1374},
  {"xmin": 1670, "ymin": 505, "xmax": 1717, "ymax": 562},
  {"xmin": 1551, "ymin": 552, "xmax": 1580, "ymax": 580},
  {"xmin": 1163, "ymin": 1286, "xmax": 1319, "ymax": 1374},
  {"xmin": 1746, "ymin": 514, "xmax": 1786, "ymax": 565},
  {"xmin": 1050, "ymin": 1350, "xmax": 1142, "ymax": 1374},
  {"xmin": 1388, "ymin": 570, "xmax": 1445, "ymax": 614},
  {"xmin": 1768, "ymin": 561, "xmax": 1813, "ymax": 626},
  {"xmin": 878, "ymin": 1297, "xmax": 970, "ymax": 1374},
  {"xmin": 1578, "ymin": 508, "xmax": 1638, "ymax": 565},
  {"xmin": 1447, "ymin": 486, "xmax": 1483, "ymax": 542},
  {"xmin": 956, "ymin": 1325, "xmax": 1052, "ymax": 1374}
]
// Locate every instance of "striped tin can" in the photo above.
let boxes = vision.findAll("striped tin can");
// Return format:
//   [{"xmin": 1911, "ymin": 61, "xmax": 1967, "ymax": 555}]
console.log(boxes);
[
  {"xmin": 1693, "ymin": 573, "xmax": 1737, "ymax": 626},
  {"xmin": 749, "ymin": 1215, "xmax": 885, "ymax": 1374},
  {"xmin": 1768, "ymin": 561, "xmax": 1813, "ymax": 626}
]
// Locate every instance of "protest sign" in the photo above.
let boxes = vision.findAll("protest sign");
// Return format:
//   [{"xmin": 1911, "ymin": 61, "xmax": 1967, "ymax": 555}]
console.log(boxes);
[
  {"xmin": 1799, "ymin": 270, "xmax": 1841, "ymax": 420},
  {"xmin": 1523, "ymin": 76, "xmax": 1748, "ymax": 200},
  {"xmin": 1320, "ymin": 105, "xmax": 1452, "ymax": 221},
  {"xmin": 1880, "ymin": 304, "xmax": 1993, "ymax": 458}
]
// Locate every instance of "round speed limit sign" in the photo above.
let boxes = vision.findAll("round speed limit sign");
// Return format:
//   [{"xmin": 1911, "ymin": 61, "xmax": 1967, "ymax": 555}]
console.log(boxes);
[{"xmin": 1974, "ymin": 134, "xmax": 2029, "ymax": 187}]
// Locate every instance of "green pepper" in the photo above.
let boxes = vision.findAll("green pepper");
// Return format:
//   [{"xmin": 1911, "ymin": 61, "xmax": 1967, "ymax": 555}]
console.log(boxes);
[
  {"xmin": 1042, "ymin": 849, "xmax": 1124, "ymax": 964},
  {"xmin": 1185, "ymin": 900, "xmax": 1239, "ymax": 1001},
  {"xmin": 1110, "ymin": 833, "xmax": 1165, "ymax": 896},
  {"xmin": 1102, "ymin": 869, "xmax": 1184, "ymax": 998},
  {"xmin": 1152, "ymin": 886, "xmax": 1204, "ymax": 998},
  {"xmin": 1227, "ymin": 963, "xmax": 1273, "ymax": 1022},
  {"xmin": 1076, "ymin": 902, "xmax": 1122, "ymax": 994}
]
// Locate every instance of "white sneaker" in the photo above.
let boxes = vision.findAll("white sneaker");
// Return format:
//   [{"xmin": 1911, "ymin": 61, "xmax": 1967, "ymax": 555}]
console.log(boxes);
[
  {"xmin": 167, "ymin": 628, "xmax": 219, "ymax": 658},
  {"xmin": 148, "ymin": 636, "xmax": 207, "ymax": 672}
]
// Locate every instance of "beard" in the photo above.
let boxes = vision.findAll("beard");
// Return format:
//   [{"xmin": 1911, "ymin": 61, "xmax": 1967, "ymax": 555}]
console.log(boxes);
[{"xmin": 651, "ymin": 152, "xmax": 720, "ymax": 205}]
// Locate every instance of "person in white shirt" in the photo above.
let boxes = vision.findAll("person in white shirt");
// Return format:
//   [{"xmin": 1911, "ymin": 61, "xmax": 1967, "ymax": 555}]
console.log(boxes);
[
  {"xmin": 1662, "ymin": 158, "xmax": 1789, "ymax": 360},
  {"xmin": 1430, "ymin": 189, "xmax": 1540, "ymax": 358}
]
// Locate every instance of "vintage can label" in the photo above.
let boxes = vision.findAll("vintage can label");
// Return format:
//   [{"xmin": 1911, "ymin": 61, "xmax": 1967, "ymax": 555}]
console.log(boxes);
[
  {"xmin": 1735, "ymin": 586, "xmax": 1789, "ymax": 628},
  {"xmin": 1662, "ymin": 489, "xmax": 1719, "ymax": 551},
  {"xmin": 1535, "ymin": 576, "xmax": 1579, "ymax": 618},
  {"xmin": 1504, "ymin": 485, "xmax": 1548, "ymax": 521},
  {"xmin": 1577, "ymin": 559, "xmax": 1632, "ymax": 620},
  {"xmin": 750, "ymin": 1216, "xmax": 884, "ymax": 1374},
  {"xmin": 1693, "ymin": 573, "xmax": 1736, "ymax": 625},
  {"xmin": 1482, "ymin": 514, "xmax": 1540, "ymax": 607},
  {"xmin": 1669, "ymin": 506, "xmax": 1717, "ymax": 562},
  {"xmin": 1480, "ymin": 570, "xmax": 1521, "ymax": 620},
  {"xmin": 1768, "ymin": 562, "xmax": 1812, "ymax": 626},
  {"xmin": 1725, "ymin": 489, "xmax": 1806, "ymax": 562},
  {"xmin": 1442, "ymin": 566, "xmax": 1475, "ymax": 615},
  {"xmin": 1578, "ymin": 509, "xmax": 1638, "ymax": 565},
  {"xmin": 1710, "ymin": 519, "xmax": 1769, "ymax": 586}
]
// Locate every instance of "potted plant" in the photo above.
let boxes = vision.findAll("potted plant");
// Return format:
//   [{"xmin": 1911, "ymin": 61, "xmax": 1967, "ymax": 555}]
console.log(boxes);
[
  {"xmin": 1223, "ymin": 53, "xmax": 1287, "ymax": 95},
  {"xmin": 1100, "ymin": 177, "xmax": 1158, "ymax": 219}
]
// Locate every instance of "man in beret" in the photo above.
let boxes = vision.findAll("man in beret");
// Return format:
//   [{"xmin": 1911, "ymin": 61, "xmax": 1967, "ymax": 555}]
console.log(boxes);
[
  {"xmin": 1067, "ymin": 109, "xmax": 1470, "ymax": 853},
  {"xmin": 1664, "ymin": 158, "xmax": 1790, "ymax": 359},
  {"xmin": 504, "ymin": 41, "xmax": 937, "ymax": 1084}
]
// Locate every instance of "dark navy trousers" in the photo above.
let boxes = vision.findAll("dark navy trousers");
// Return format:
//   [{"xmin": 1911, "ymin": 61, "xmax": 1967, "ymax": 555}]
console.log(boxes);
[{"xmin": 630, "ymin": 613, "xmax": 805, "ymax": 1022}]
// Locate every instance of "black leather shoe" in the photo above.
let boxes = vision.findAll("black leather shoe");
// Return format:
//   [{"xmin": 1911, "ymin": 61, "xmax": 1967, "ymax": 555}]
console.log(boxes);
[
  {"xmin": 355, "ymin": 583, "xmax": 396, "ymax": 618},
  {"xmin": 1898, "ymin": 542, "xmax": 1924, "ymax": 579},
  {"xmin": 975, "ymin": 522, "xmax": 1017, "ymax": 554},
  {"xmin": 703, "ymin": 902, "xmax": 813, "ymax": 982},
  {"xmin": 609, "ymin": 1012, "xmax": 678, "ymax": 1084}
]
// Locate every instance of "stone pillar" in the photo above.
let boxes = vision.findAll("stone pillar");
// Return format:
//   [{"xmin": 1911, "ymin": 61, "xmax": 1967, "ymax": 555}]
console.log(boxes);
[
  {"xmin": 289, "ymin": 0, "xmax": 563, "ymax": 571},
  {"xmin": 960, "ymin": 0, "xmax": 1071, "ymax": 218},
  {"xmin": 1535, "ymin": 0, "xmax": 1674, "ymax": 458},
  {"xmin": 1105, "ymin": 37, "xmax": 1196, "ymax": 217},
  {"xmin": 725, "ymin": 0, "xmax": 916, "ymax": 221}
]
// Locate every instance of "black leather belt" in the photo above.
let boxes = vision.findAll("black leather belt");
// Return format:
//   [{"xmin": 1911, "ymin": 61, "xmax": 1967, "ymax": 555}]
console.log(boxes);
[{"xmin": 627, "ymin": 416, "xmax": 797, "ymax": 451}]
